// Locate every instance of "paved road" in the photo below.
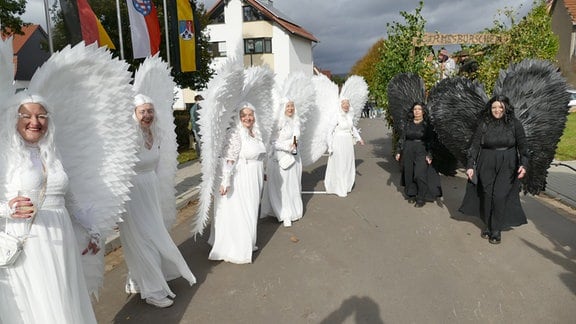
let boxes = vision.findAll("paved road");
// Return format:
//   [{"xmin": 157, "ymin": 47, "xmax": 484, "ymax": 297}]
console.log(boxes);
[{"xmin": 94, "ymin": 118, "xmax": 576, "ymax": 323}]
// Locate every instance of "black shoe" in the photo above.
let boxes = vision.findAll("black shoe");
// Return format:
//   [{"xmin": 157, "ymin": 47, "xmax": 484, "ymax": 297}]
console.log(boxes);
[
  {"xmin": 407, "ymin": 197, "xmax": 416, "ymax": 203},
  {"xmin": 481, "ymin": 228, "xmax": 491, "ymax": 239},
  {"xmin": 489, "ymin": 231, "xmax": 501, "ymax": 244},
  {"xmin": 414, "ymin": 201, "xmax": 425, "ymax": 208}
]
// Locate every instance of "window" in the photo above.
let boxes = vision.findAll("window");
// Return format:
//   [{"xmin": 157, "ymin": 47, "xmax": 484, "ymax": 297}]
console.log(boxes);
[
  {"xmin": 210, "ymin": 6, "xmax": 225, "ymax": 24},
  {"xmin": 209, "ymin": 42, "xmax": 227, "ymax": 57},
  {"xmin": 244, "ymin": 38, "xmax": 272, "ymax": 54},
  {"xmin": 243, "ymin": 5, "xmax": 267, "ymax": 22}
]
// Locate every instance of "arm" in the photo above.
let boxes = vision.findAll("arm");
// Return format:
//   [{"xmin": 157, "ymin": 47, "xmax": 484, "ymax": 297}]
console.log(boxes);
[
  {"xmin": 326, "ymin": 117, "xmax": 338, "ymax": 154},
  {"xmin": 466, "ymin": 123, "xmax": 484, "ymax": 170},
  {"xmin": 219, "ymin": 129, "xmax": 241, "ymax": 195},
  {"xmin": 352, "ymin": 125, "xmax": 364, "ymax": 145},
  {"xmin": 514, "ymin": 119, "xmax": 529, "ymax": 178},
  {"xmin": 395, "ymin": 122, "xmax": 406, "ymax": 161},
  {"xmin": 65, "ymin": 191, "xmax": 101, "ymax": 255}
]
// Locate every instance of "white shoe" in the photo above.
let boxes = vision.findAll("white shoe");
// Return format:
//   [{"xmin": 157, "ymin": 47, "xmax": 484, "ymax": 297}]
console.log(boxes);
[
  {"xmin": 283, "ymin": 219, "xmax": 292, "ymax": 227},
  {"xmin": 146, "ymin": 296, "xmax": 174, "ymax": 308},
  {"xmin": 125, "ymin": 278, "xmax": 140, "ymax": 294}
]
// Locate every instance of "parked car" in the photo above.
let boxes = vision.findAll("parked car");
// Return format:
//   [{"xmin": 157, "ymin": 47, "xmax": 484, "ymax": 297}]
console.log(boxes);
[{"xmin": 568, "ymin": 89, "xmax": 576, "ymax": 107}]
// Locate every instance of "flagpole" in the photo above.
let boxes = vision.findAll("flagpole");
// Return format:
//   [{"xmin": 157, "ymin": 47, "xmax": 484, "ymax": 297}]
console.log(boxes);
[
  {"xmin": 43, "ymin": 0, "xmax": 54, "ymax": 54},
  {"xmin": 115, "ymin": 0, "xmax": 125, "ymax": 60},
  {"xmin": 163, "ymin": 0, "xmax": 171, "ymax": 65}
]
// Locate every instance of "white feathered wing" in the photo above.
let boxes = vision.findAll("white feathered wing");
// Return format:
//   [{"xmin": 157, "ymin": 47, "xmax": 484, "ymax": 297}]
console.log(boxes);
[
  {"xmin": 132, "ymin": 54, "xmax": 178, "ymax": 228},
  {"xmin": 193, "ymin": 60, "xmax": 245, "ymax": 236},
  {"xmin": 276, "ymin": 72, "xmax": 317, "ymax": 166},
  {"xmin": 307, "ymin": 73, "xmax": 339, "ymax": 165},
  {"xmin": 340, "ymin": 75, "xmax": 369, "ymax": 126}
]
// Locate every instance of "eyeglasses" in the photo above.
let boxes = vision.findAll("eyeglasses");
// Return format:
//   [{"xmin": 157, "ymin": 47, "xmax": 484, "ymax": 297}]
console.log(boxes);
[{"xmin": 18, "ymin": 113, "xmax": 49, "ymax": 120}]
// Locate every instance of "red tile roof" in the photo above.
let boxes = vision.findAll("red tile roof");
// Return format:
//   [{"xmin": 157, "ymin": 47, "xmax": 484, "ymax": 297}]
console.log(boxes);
[
  {"xmin": 208, "ymin": 0, "xmax": 318, "ymax": 42},
  {"xmin": 1, "ymin": 24, "xmax": 40, "ymax": 54}
]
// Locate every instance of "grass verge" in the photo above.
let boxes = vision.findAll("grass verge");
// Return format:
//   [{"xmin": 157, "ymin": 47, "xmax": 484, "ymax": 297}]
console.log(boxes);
[{"xmin": 556, "ymin": 113, "xmax": 576, "ymax": 161}]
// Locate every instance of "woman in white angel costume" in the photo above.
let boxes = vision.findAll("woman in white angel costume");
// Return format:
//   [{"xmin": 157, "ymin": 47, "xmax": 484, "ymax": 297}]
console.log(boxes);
[
  {"xmin": 0, "ymin": 40, "xmax": 138, "ymax": 323},
  {"xmin": 260, "ymin": 72, "xmax": 316, "ymax": 226},
  {"xmin": 119, "ymin": 56, "xmax": 196, "ymax": 308},
  {"xmin": 192, "ymin": 62, "xmax": 273, "ymax": 264},
  {"xmin": 320, "ymin": 75, "xmax": 369, "ymax": 197}
]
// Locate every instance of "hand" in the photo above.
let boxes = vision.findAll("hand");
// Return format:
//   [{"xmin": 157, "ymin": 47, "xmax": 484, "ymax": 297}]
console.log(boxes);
[
  {"xmin": 328, "ymin": 150, "xmax": 333, "ymax": 156},
  {"xmin": 8, "ymin": 196, "xmax": 34, "ymax": 219},
  {"xmin": 466, "ymin": 168, "xmax": 474, "ymax": 181},
  {"xmin": 517, "ymin": 166, "xmax": 526, "ymax": 179},
  {"xmin": 219, "ymin": 185, "xmax": 229, "ymax": 196},
  {"xmin": 425, "ymin": 156, "xmax": 432, "ymax": 164},
  {"xmin": 395, "ymin": 153, "xmax": 401, "ymax": 161},
  {"xmin": 358, "ymin": 139, "xmax": 365, "ymax": 145},
  {"xmin": 82, "ymin": 232, "xmax": 101, "ymax": 255}
]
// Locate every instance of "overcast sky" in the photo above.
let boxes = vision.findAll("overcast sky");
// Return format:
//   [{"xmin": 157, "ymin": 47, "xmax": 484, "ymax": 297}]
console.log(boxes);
[{"xmin": 21, "ymin": 0, "xmax": 534, "ymax": 74}]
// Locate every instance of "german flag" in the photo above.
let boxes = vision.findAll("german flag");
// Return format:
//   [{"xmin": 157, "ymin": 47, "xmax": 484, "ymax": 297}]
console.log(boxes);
[{"xmin": 60, "ymin": 0, "xmax": 115, "ymax": 49}]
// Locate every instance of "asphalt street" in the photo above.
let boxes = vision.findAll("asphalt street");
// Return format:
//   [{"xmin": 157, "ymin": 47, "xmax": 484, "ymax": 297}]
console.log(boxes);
[{"xmin": 94, "ymin": 118, "xmax": 576, "ymax": 324}]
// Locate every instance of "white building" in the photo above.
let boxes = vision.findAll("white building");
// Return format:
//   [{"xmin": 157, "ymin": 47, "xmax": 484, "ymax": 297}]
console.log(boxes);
[{"xmin": 206, "ymin": 0, "xmax": 318, "ymax": 79}]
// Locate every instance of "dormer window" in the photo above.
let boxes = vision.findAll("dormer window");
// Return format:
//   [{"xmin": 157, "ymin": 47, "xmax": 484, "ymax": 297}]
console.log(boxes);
[{"xmin": 243, "ymin": 5, "xmax": 268, "ymax": 22}]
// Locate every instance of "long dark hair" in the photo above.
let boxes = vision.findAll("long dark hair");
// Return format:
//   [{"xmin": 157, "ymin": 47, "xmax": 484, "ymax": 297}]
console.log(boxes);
[
  {"xmin": 407, "ymin": 101, "xmax": 430, "ymax": 124},
  {"xmin": 482, "ymin": 95, "xmax": 515, "ymax": 124}
]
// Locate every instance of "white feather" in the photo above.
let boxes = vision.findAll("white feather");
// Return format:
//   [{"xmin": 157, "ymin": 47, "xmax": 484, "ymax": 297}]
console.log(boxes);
[
  {"xmin": 193, "ymin": 60, "xmax": 245, "ymax": 236},
  {"xmin": 306, "ymin": 73, "xmax": 339, "ymax": 164},
  {"xmin": 340, "ymin": 75, "xmax": 369, "ymax": 126},
  {"xmin": 132, "ymin": 54, "xmax": 178, "ymax": 228},
  {"xmin": 27, "ymin": 42, "xmax": 138, "ymax": 238}
]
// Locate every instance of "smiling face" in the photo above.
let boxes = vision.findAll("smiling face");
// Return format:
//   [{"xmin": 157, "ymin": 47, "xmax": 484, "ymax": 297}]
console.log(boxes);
[
  {"xmin": 284, "ymin": 101, "xmax": 295, "ymax": 117},
  {"xmin": 240, "ymin": 107, "xmax": 255, "ymax": 129},
  {"xmin": 413, "ymin": 104, "xmax": 424, "ymax": 120},
  {"xmin": 135, "ymin": 103, "xmax": 155, "ymax": 128},
  {"xmin": 17, "ymin": 103, "xmax": 48, "ymax": 144},
  {"xmin": 341, "ymin": 99, "xmax": 350, "ymax": 113},
  {"xmin": 491, "ymin": 100, "xmax": 505, "ymax": 119}
]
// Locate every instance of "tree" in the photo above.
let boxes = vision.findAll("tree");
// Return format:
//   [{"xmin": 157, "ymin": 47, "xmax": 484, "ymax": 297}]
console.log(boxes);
[
  {"xmin": 0, "ymin": 0, "xmax": 27, "ymax": 35},
  {"xmin": 470, "ymin": 0, "xmax": 558, "ymax": 93},
  {"xmin": 372, "ymin": 2, "xmax": 433, "ymax": 131},
  {"xmin": 50, "ymin": 0, "xmax": 213, "ymax": 90},
  {"xmin": 349, "ymin": 38, "xmax": 385, "ymax": 93}
]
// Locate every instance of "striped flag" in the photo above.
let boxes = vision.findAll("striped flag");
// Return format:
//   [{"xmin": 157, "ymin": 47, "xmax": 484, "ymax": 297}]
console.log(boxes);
[
  {"xmin": 126, "ymin": 0, "xmax": 161, "ymax": 59},
  {"xmin": 171, "ymin": 0, "xmax": 197, "ymax": 72},
  {"xmin": 59, "ymin": 0, "xmax": 115, "ymax": 49}
]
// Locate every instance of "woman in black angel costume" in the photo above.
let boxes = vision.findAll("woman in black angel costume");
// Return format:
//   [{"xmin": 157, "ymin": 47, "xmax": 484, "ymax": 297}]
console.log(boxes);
[
  {"xmin": 460, "ymin": 95, "xmax": 529, "ymax": 244},
  {"xmin": 395, "ymin": 102, "xmax": 442, "ymax": 207}
]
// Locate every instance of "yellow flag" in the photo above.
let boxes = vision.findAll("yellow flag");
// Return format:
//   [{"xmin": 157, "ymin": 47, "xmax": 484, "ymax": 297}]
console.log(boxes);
[{"xmin": 176, "ymin": 0, "xmax": 196, "ymax": 72}]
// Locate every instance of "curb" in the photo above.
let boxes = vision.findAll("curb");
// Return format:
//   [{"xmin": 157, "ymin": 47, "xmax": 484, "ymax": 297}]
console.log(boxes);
[
  {"xmin": 543, "ymin": 188, "xmax": 576, "ymax": 210},
  {"xmin": 104, "ymin": 187, "xmax": 200, "ymax": 255}
]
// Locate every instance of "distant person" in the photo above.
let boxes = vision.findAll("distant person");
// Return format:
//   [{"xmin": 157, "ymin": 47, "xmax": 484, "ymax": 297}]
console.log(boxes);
[
  {"xmin": 324, "ymin": 98, "xmax": 365, "ymax": 197},
  {"xmin": 437, "ymin": 48, "xmax": 456, "ymax": 79},
  {"xmin": 457, "ymin": 51, "xmax": 479, "ymax": 77},
  {"xmin": 189, "ymin": 94, "xmax": 203, "ymax": 155},
  {"xmin": 395, "ymin": 102, "xmax": 442, "ymax": 207}
]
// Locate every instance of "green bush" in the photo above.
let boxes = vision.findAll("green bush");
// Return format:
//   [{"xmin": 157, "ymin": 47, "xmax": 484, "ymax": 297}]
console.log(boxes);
[{"xmin": 173, "ymin": 109, "xmax": 191, "ymax": 151}]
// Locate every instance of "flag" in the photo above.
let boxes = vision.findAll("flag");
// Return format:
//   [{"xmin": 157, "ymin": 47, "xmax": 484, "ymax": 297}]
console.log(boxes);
[
  {"xmin": 170, "ymin": 0, "xmax": 197, "ymax": 72},
  {"xmin": 125, "ymin": 0, "xmax": 161, "ymax": 58},
  {"xmin": 59, "ymin": 0, "xmax": 115, "ymax": 49}
]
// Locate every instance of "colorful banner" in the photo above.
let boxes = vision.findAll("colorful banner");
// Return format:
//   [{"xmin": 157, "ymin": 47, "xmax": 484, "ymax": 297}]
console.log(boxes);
[
  {"xmin": 59, "ymin": 0, "xmax": 115, "ymax": 49},
  {"xmin": 175, "ymin": 0, "xmax": 196, "ymax": 72},
  {"xmin": 126, "ymin": 0, "xmax": 161, "ymax": 58}
]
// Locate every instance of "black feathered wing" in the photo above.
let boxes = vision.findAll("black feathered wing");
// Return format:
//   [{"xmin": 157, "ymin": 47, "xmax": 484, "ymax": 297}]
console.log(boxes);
[
  {"xmin": 427, "ymin": 77, "xmax": 488, "ymax": 165},
  {"xmin": 387, "ymin": 73, "xmax": 425, "ymax": 138},
  {"xmin": 494, "ymin": 59, "xmax": 570, "ymax": 194}
]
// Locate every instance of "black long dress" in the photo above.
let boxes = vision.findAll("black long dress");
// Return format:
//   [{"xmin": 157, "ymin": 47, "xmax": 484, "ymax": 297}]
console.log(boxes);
[
  {"xmin": 397, "ymin": 120, "xmax": 442, "ymax": 203},
  {"xmin": 459, "ymin": 118, "xmax": 529, "ymax": 230}
]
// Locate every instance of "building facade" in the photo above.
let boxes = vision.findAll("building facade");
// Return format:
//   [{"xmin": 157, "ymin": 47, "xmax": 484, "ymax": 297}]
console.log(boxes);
[{"xmin": 206, "ymin": 0, "xmax": 318, "ymax": 80}]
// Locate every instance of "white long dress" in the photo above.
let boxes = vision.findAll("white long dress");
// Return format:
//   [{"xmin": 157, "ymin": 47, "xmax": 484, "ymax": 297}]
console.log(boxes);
[
  {"xmin": 119, "ymin": 143, "xmax": 196, "ymax": 300},
  {"xmin": 324, "ymin": 113, "xmax": 362, "ymax": 197},
  {"xmin": 261, "ymin": 118, "xmax": 303, "ymax": 225},
  {"xmin": 0, "ymin": 146, "xmax": 97, "ymax": 324},
  {"xmin": 209, "ymin": 129, "xmax": 266, "ymax": 264}
]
